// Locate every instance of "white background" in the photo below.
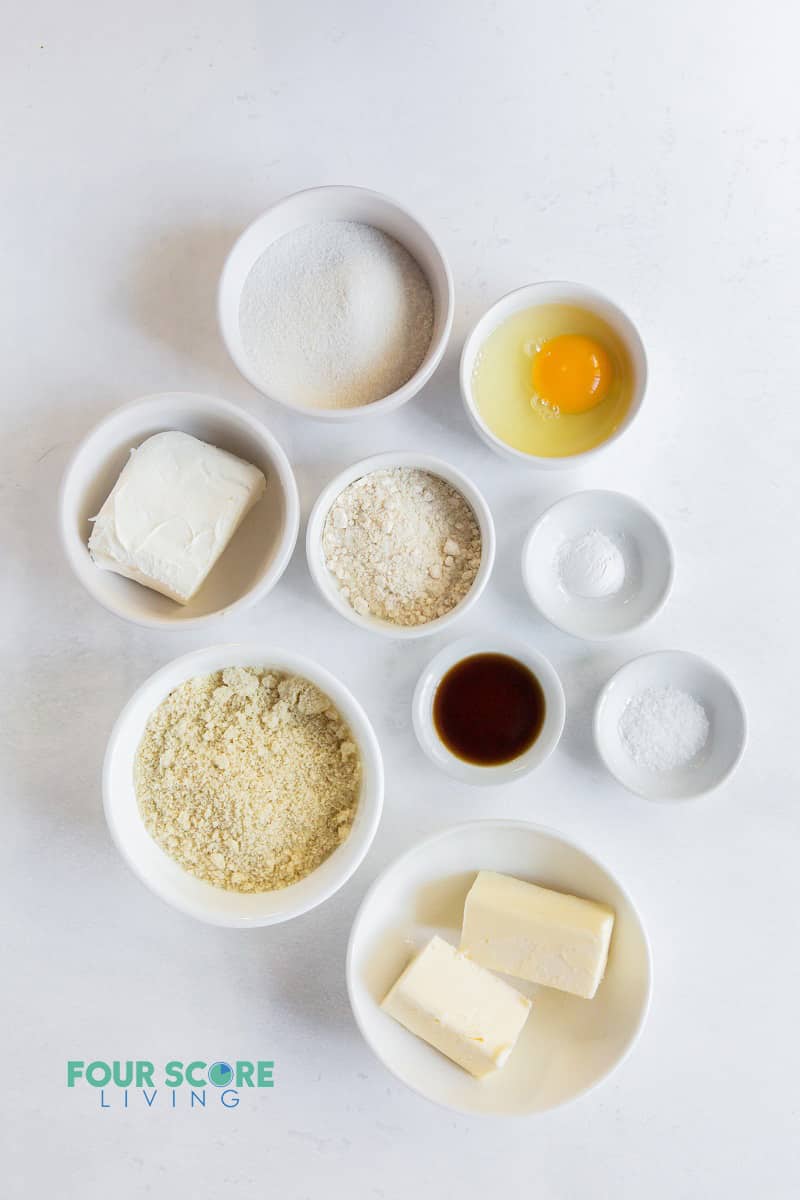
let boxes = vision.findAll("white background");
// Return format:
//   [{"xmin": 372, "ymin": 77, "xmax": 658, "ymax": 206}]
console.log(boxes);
[{"xmin": 3, "ymin": 1, "xmax": 799, "ymax": 1195}]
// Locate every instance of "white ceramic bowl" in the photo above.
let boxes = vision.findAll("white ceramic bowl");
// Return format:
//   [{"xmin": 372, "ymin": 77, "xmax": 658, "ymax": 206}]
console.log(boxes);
[
  {"xmin": 59, "ymin": 392, "xmax": 300, "ymax": 630},
  {"xmin": 522, "ymin": 490, "xmax": 674, "ymax": 640},
  {"xmin": 412, "ymin": 634, "xmax": 565, "ymax": 784},
  {"xmin": 347, "ymin": 820, "xmax": 652, "ymax": 1116},
  {"xmin": 460, "ymin": 281, "xmax": 647, "ymax": 468},
  {"xmin": 594, "ymin": 650, "xmax": 747, "ymax": 801},
  {"xmin": 218, "ymin": 185, "xmax": 454, "ymax": 420},
  {"xmin": 306, "ymin": 452, "xmax": 496, "ymax": 639},
  {"xmin": 103, "ymin": 643, "xmax": 384, "ymax": 926}
]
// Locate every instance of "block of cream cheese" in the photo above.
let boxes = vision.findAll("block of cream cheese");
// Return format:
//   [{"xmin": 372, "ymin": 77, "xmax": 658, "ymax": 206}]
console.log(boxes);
[
  {"xmin": 88, "ymin": 431, "xmax": 266, "ymax": 604},
  {"xmin": 381, "ymin": 935, "xmax": 531, "ymax": 1078},
  {"xmin": 460, "ymin": 871, "xmax": 615, "ymax": 1000}
]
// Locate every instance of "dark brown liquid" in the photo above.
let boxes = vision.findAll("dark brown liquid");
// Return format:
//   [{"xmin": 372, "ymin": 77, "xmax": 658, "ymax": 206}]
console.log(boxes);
[{"xmin": 433, "ymin": 653, "xmax": 546, "ymax": 766}]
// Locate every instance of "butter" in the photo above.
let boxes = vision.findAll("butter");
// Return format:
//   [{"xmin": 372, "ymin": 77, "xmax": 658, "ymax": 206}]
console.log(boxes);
[
  {"xmin": 381, "ymin": 935, "xmax": 531, "ymax": 1078},
  {"xmin": 460, "ymin": 871, "xmax": 615, "ymax": 999},
  {"xmin": 88, "ymin": 431, "xmax": 265, "ymax": 604}
]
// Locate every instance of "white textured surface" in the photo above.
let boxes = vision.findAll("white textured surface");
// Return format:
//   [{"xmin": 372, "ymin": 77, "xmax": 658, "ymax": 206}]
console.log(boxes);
[{"xmin": 3, "ymin": 1, "xmax": 798, "ymax": 1196}]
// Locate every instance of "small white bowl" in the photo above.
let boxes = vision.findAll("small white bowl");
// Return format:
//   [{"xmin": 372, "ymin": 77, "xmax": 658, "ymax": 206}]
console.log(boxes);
[
  {"xmin": 594, "ymin": 650, "xmax": 747, "ymax": 801},
  {"xmin": 346, "ymin": 820, "xmax": 652, "ymax": 1116},
  {"xmin": 306, "ymin": 452, "xmax": 496, "ymax": 640},
  {"xmin": 460, "ymin": 281, "xmax": 647, "ymax": 468},
  {"xmin": 104, "ymin": 643, "xmax": 384, "ymax": 926},
  {"xmin": 218, "ymin": 185, "xmax": 454, "ymax": 420},
  {"xmin": 59, "ymin": 392, "xmax": 300, "ymax": 630},
  {"xmin": 522, "ymin": 490, "xmax": 674, "ymax": 640},
  {"xmin": 412, "ymin": 634, "xmax": 565, "ymax": 784}
]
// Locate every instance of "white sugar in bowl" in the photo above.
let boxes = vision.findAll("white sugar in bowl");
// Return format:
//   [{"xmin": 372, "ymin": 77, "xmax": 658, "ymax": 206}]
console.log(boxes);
[{"xmin": 218, "ymin": 185, "xmax": 454, "ymax": 420}]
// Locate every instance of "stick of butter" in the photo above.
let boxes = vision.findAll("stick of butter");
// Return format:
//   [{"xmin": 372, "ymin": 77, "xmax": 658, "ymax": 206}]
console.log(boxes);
[
  {"xmin": 460, "ymin": 871, "xmax": 615, "ymax": 1000},
  {"xmin": 88, "ymin": 431, "xmax": 266, "ymax": 604},
  {"xmin": 381, "ymin": 935, "xmax": 531, "ymax": 1078}
]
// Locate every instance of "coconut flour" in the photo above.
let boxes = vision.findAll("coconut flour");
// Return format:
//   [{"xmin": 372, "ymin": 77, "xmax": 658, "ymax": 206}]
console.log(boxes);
[{"xmin": 322, "ymin": 467, "xmax": 482, "ymax": 626}]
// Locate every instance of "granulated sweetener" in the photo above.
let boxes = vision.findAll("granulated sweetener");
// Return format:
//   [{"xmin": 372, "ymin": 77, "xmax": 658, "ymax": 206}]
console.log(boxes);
[{"xmin": 239, "ymin": 220, "xmax": 434, "ymax": 410}]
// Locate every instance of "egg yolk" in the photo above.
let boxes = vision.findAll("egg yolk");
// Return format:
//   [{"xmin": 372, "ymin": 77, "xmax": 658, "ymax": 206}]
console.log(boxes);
[{"xmin": 531, "ymin": 334, "xmax": 613, "ymax": 414}]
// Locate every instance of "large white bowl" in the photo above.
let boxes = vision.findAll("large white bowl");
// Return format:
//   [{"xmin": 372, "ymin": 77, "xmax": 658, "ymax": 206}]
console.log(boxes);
[
  {"xmin": 460, "ymin": 281, "xmax": 647, "ymax": 468},
  {"xmin": 218, "ymin": 185, "xmax": 454, "ymax": 420},
  {"xmin": 306, "ymin": 451, "xmax": 496, "ymax": 639},
  {"xmin": 412, "ymin": 634, "xmax": 565, "ymax": 785},
  {"xmin": 59, "ymin": 393, "xmax": 300, "ymax": 629},
  {"xmin": 594, "ymin": 650, "xmax": 747, "ymax": 801},
  {"xmin": 347, "ymin": 820, "xmax": 652, "ymax": 1116},
  {"xmin": 522, "ymin": 490, "xmax": 675, "ymax": 640},
  {"xmin": 103, "ymin": 644, "xmax": 384, "ymax": 926}
]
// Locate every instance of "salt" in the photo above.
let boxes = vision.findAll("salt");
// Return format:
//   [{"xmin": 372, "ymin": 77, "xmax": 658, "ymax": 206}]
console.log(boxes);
[
  {"xmin": 239, "ymin": 220, "xmax": 434, "ymax": 411},
  {"xmin": 556, "ymin": 529, "xmax": 626, "ymax": 599},
  {"xmin": 619, "ymin": 685, "xmax": 710, "ymax": 772}
]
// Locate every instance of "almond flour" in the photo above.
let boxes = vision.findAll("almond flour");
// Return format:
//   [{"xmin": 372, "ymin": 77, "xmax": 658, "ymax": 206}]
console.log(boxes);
[
  {"xmin": 322, "ymin": 468, "xmax": 482, "ymax": 627},
  {"xmin": 134, "ymin": 667, "xmax": 361, "ymax": 893}
]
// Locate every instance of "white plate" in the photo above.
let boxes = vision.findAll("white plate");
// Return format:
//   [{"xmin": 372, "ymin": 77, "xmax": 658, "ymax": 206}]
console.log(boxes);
[
  {"xmin": 594, "ymin": 650, "xmax": 747, "ymax": 801},
  {"xmin": 522, "ymin": 490, "xmax": 674, "ymax": 640},
  {"xmin": 347, "ymin": 821, "xmax": 652, "ymax": 1116},
  {"xmin": 104, "ymin": 643, "xmax": 383, "ymax": 926}
]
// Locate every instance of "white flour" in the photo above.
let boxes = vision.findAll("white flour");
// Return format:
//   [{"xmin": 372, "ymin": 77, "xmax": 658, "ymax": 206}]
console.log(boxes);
[{"xmin": 239, "ymin": 220, "xmax": 434, "ymax": 410}]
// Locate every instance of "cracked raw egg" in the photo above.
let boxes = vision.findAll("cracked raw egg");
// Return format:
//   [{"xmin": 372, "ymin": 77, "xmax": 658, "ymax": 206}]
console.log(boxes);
[{"xmin": 472, "ymin": 302, "xmax": 634, "ymax": 458}]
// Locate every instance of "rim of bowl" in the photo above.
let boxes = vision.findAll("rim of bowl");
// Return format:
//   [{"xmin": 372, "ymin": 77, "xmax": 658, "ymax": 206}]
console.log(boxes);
[
  {"xmin": 593, "ymin": 649, "xmax": 748, "ymax": 801},
  {"xmin": 305, "ymin": 451, "xmax": 496, "ymax": 640},
  {"xmin": 459, "ymin": 280, "xmax": 648, "ymax": 468},
  {"xmin": 102, "ymin": 642, "xmax": 385, "ymax": 926},
  {"xmin": 58, "ymin": 392, "xmax": 301, "ymax": 631},
  {"xmin": 218, "ymin": 184, "xmax": 455, "ymax": 422},
  {"xmin": 521, "ymin": 489, "xmax": 676, "ymax": 641},
  {"xmin": 411, "ymin": 634, "xmax": 566, "ymax": 784},
  {"xmin": 346, "ymin": 818, "xmax": 654, "ymax": 1117}
]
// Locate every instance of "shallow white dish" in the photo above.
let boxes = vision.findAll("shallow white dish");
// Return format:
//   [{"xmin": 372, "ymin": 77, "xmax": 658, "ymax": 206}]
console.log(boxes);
[
  {"xmin": 522, "ymin": 490, "xmax": 674, "ymax": 640},
  {"xmin": 306, "ymin": 451, "xmax": 496, "ymax": 639},
  {"xmin": 459, "ymin": 281, "xmax": 647, "ymax": 468},
  {"xmin": 594, "ymin": 650, "xmax": 747, "ymax": 801},
  {"xmin": 104, "ymin": 643, "xmax": 384, "ymax": 926},
  {"xmin": 59, "ymin": 393, "xmax": 300, "ymax": 629},
  {"xmin": 347, "ymin": 820, "xmax": 652, "ymax": 1116},
  {"xmin": 218, "ymin": 185, "xmax": 454, "ymax": 420},
  {"xmin": 412, "ymin": 634, "xmax": 565, "ymax": 784}
]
